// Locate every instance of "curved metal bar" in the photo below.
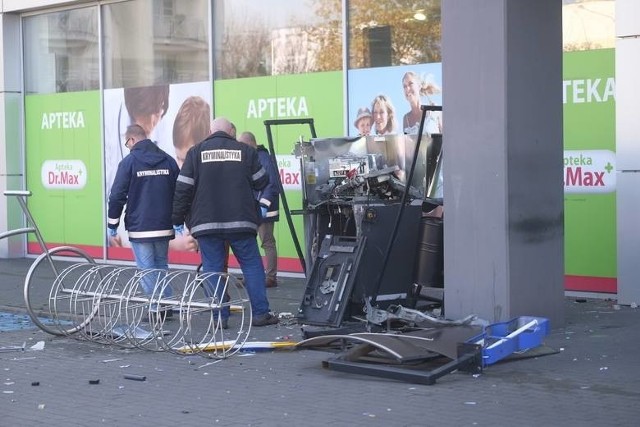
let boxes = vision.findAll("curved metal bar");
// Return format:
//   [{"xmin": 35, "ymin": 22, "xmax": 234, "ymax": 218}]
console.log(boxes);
[
  {"xmin": 24, "ymin": 246, "xmax": 97, "ymax": 336},
  {"xmin": 33, "ymin": 260, "xmax": 252, "ymax": 359}
]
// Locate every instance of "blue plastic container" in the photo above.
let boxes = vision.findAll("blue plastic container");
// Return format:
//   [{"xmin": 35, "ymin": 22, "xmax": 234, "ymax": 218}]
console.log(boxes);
[{"xmin": 469, "ymin": 316, "xmax": 550, "ymax": 366}]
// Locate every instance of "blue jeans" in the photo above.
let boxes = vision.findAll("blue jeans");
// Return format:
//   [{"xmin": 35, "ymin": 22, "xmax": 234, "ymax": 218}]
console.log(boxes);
[
  {"xmin": 197, "ymin": 234, "xmax": 270, "ymax": 318},
  {"xmin": 130, "ymin": 240, "xmax": 173, "ymax": 298}
]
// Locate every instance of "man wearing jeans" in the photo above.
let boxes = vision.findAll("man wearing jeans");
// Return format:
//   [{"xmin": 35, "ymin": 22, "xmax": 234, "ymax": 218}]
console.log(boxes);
[
  {"xmin": 238, "ymin": 131, "xmax": 281, "ymax": 288},
  {"xmin": 172, "ymin": 117, "xmax": 278, "ymax": 327},
  {"xmin": 107, "ymin": 124, "xmax": 180, "ymax": 316}
]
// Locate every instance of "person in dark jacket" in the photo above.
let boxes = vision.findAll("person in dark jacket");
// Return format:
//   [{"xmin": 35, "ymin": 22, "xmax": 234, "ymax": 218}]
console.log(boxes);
[
  {"xmin": 238, "ymin": 131, "xmax": 281, "ymax": 288},
  {"xmin": 172, "ymin": 117, "xmax": 278, "ymax": 327},
  {"xmin": 107, "ymin": 124, "xmax": 180, "ymax": 305}
]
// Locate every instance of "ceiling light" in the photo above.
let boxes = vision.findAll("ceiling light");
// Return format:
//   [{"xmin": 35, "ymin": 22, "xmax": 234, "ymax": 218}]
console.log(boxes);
[{"xmin": 414, "ymin": 12, "xmax": 426, "ymax": 21}]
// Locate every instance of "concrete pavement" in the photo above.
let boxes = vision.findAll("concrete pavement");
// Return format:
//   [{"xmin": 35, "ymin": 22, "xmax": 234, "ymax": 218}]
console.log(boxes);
[{"xmin": 1, "ymin": 257, "xmax": 640, "ymax": 426}]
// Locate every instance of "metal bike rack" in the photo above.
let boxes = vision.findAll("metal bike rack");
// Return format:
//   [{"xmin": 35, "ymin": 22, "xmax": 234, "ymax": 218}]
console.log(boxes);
[
  {"xmin": 3, "ymin": 190, "xmax": 252, "ymax": 359},
  {"xmin": 42, "ymin": 264, "xmax": 252, "ymax": 358}
]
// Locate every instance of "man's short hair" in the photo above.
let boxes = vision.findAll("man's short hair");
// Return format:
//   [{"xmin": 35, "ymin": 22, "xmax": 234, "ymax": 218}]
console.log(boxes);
[
  {"xmin": 210, "ymin": 117, "xmax": 234, "ymax": 136},
  {"xmin": 238, "ymin": 131, "xmax": 257, "ymax": 148},
  {"xmin": 126, "ymin": 124, "xmax": 147, "ymax": 140}
]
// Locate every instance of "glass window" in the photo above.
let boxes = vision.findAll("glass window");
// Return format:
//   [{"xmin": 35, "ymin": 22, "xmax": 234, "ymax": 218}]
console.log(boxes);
[
  {"xmin": 348, "ymin": 0, "xmax": 441, "ymax": 69},
  {"xmin": 214, "ymin": 0, "xmax": 342, "ymax": 79},
  {"xmin": 23, "ymin": 8, "xmax": 99, "ymax": 94},
  {"xmin": 562, "ymin": 0, "xmax": 615, "ymax": 52},
  {"xmin": 102, "ymin": 0, "xmax": 209, "ymax": 88}
]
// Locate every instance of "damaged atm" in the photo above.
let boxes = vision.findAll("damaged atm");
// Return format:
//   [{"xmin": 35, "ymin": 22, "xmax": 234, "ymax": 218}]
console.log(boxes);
[
  {"xmin": 285, "ymin": 118, "xmax": 444, "ymax": 332},
  {"xmin": 266, "ymin": 111, "xmax": 551, "ymax": 385}
]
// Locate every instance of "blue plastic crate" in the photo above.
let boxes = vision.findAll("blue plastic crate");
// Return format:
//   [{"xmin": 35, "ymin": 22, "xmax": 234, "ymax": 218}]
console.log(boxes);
[{"xmin": 468, "ymin": 316, "xmax": 550, "ymax": 366}]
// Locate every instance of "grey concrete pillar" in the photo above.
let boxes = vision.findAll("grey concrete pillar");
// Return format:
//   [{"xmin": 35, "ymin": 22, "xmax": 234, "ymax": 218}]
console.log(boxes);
[
  {"xmin": 441, "ymin": 0, "xmax": 565, "ymax": 326},
  {"xmin": 0, "ymin": 12, "xmax": 25, "ymax": 258},
  {"xmin": 615, "ymin": 0, "xmax": 640, "ymax": 306}
]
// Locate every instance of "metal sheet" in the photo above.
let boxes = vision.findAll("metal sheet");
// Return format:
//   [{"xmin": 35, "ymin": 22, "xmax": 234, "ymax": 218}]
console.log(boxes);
[{"xmin": 296, "ymin": 325, "xmax": 482, "ymax": 362}]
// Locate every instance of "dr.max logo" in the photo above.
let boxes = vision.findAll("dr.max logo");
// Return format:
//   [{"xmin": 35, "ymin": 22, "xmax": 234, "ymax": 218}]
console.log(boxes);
[
  {"xmin": 41, "ymin": 160, "xmax": 87, "ymax": 190},
  {"xmin": 41, "ymin": 112, "xmax": 85, "ymax": 129},
  {"xmin": 564, "ymin": 150, "xmax": 615, "ymax": 194},
  {"xmin": 277, "ymin": 155, "xmax": 301, "ymax": 190}
]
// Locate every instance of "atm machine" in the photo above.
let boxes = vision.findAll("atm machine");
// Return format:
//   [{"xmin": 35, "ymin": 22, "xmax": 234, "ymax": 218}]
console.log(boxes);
[{"xmin": 293, "ymin": 132, "xmax": 443, "ymax": 328}]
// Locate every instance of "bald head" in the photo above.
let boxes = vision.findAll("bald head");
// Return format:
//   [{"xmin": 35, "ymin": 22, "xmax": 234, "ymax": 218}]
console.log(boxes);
[
  {"xmin": 210, "ymin": 117, "xmax": 235, "ymax": 136},
  {"xmin": 238, "ymin": 131, "xmax": 257, "ymax": 148}
]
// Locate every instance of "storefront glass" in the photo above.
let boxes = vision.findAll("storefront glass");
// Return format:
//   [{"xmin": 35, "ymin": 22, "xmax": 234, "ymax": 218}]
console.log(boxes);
[
  {"xmin": 213, "ymin": 0, "xmax": 342, "ymax": 79},
  {"xmin": 347, "ymin": 0, "xmax": 441, "ymax": 69},
  {"xmin": 562, "ymin": 0, "xmax": 615, "ymax": 51},
  {"xmin": 102, "ymin": 0, "xmax": 209, "ymax": 88},
  {"xmin": 23, "ymin": 7, "xmax": 99, "ymax": 94}
]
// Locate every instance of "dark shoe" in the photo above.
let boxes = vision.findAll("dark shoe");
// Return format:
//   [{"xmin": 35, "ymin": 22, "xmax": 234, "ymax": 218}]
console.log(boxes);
[
  {"xmin": 252, "ymin": 313, "xmax": 279, "ymax": 327},
  {"xmin": 149, "ymin": 312, "xmax": 162, "ymax": 324},
  {"xmin": 150, "ymin": 309, "xmax": 170, "ymax": 323},
  {"xmin": 265, "ymin": 278, "xmax": 278, "ymax": 288},
  {"xmin": 221, "ymin": 318, "xmax": 229, "ymax": 330}
]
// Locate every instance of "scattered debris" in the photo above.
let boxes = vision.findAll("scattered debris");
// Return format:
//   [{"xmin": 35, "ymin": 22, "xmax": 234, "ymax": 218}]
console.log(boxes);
[
  {"xmin": 29, "ymin": 341, "xmax": 45, "ymax": 351},
  {"xmin": 123, "ymin": 374, "xmax": 146, "ymax": 381},
  {"xmin": 101, "ymin": 358, "xmax": 123, "ymax": 363},
  {"xmin": 0, "ymin": 342, "xmax": 26, "ymax": 353}
]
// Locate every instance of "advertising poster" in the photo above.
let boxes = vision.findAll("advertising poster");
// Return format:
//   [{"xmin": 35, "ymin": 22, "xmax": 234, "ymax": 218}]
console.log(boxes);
[
  {"xmin": 214, "ymin": 71, "xmax": 344, "ymax": 272},
  {"xmin": 348, "ymin": 52, "xmax": 615, "ymax": 294},
  {"xmin": 24, "ymin": 91, "xmax": 103, "ymax": 257},
  {"xmin": 347, "ymin": 63, "xmax": 443, "ymax": 137},
  {"xmin": 563, "ymin": 48, "xmax": 616, "ymax": 293},
  {"xmin": 103, "ymin": 81, "xmax": 213, "ymax": 265}
]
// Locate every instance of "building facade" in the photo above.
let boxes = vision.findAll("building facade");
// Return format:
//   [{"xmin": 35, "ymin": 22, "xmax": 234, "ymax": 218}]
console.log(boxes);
[{"xmin": 2, "ymin": 0, "xmax": 634, "ymax": 304}]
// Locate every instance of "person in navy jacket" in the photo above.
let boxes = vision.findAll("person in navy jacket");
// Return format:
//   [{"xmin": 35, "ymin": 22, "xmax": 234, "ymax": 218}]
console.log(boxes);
[
  {"xmin": 107, "ymin": 124, "xmax": 180, "ymax": 307},
  {"xmin": 238, "ymin": 131, "xmax": 281, "ymax": 288}
]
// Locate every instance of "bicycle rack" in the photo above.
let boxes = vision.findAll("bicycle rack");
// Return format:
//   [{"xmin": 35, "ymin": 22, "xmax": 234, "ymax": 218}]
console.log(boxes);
[
  {"xmin": 3, "ymin": 190, "xmax": 252, "ymax": 359},
  {"xmin": 43, "ymin": 264, "xmax": 251, "ymax": 358}
]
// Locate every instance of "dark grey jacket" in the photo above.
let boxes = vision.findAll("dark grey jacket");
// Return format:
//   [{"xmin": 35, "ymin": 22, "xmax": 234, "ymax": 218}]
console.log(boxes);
[{"xmin": 172, "ymin": 131, "xmax": 268, "ymax": 237}]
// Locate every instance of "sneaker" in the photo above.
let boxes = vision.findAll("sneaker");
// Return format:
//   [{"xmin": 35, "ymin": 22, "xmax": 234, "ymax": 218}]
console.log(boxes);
[
  {"xmin": 252, "ymin": 313, "xmax": 279, "ymax": 327},
  {"xmin": 265, "ymin": 278, "xmax": 278, "ymax": 288}
]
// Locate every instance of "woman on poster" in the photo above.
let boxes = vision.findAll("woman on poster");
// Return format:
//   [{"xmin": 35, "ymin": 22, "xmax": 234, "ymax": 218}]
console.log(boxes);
[{"xmin": 401, "ymin": 71, "xmax": 442, "ymax": 135}]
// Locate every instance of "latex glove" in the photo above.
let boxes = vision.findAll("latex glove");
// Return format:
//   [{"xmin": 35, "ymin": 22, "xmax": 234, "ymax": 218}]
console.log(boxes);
[
  {"xmin": 107, "ymin": 227, "xmax": 118, "ymax": 237},
  {"xmin": 260, "ymin": 206, "xmax": 268, "ymax": 218},
  {"xmin": 173, "ymin": 224, "xmax": 185, "ymax": 235}
]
